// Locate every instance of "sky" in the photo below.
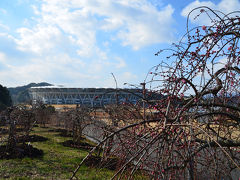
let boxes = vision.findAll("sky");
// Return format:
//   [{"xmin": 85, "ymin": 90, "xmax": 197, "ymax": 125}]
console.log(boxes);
[{"xmin": 0, "ymin": 0, "xmax": 239, "ymax": 88}]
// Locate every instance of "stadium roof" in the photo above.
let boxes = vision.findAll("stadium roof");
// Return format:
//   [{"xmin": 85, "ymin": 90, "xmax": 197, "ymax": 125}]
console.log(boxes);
[{"xmin": 30, "ymin": 86, "xmax": 141, "ymax": 90}]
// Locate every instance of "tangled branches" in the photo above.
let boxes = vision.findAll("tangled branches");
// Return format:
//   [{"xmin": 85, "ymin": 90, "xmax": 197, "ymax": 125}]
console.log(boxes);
[{"xmin": 71, "ymin": 7, "xmax": 240, "ymax": 180}]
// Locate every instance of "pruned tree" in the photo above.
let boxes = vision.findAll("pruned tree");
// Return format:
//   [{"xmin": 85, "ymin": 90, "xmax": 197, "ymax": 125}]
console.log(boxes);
[
  {"xmin": 2, "ymin": 105, "xmax": 36, "ymax": 153},
  {"xmin": 34, "ymin": 103, "xmax": 55, "ymax": 127},
  {"xmin": 54, "ymin": 105, "xmax": 95, "ymax": 144},
  {"xmin": 100, "ymin": 104, "xmax": 144, "ymax": 160},
  {"xmin": 71, "ymin": 106, "xmax": 93, "ymax": 144},
  {"xmin": 71, "ymin": 7, "xmax": 240, "ymax": 180}
]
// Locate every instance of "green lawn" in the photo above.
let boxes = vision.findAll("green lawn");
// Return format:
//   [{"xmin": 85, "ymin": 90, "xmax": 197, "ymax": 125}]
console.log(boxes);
[{"xmin": 0, "ymin": 127, "xmax": 114, "ymax": 180}]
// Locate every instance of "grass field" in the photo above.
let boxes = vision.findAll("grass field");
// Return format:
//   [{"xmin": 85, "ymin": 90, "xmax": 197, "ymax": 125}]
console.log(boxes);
[{"xmin": 0, "ymin": 126, "xmax": 114, "ymax": 180}]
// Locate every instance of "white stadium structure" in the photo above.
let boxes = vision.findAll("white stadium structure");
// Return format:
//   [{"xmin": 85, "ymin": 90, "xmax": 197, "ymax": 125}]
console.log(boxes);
[{"xmin": 29, "ymin": 86, "xmax": 143, "ymax": 107}]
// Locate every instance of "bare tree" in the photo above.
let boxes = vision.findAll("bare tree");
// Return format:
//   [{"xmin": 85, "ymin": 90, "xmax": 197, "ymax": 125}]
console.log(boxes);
[
  {"xmin": 34, "ymin": 103, "xmax": 55, "ymax": 127},
  {"xmin": 53, "ymin": 105, "xmax": 95, "ymax": 144},
  {"xmin": 1, "ymin": 105, "xmax": 36, "ymax": 153},
  {"xmin": 71, "ymin": 106, "xmax": 93, "ymax": 144},
  {"xmin": 71, "ymin": 7, "xmax": 240, "ymax": 180}
]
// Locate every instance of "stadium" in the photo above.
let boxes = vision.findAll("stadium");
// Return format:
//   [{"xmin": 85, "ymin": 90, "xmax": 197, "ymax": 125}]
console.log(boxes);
[{"xmin": 29, "ymin": 86, "xmax": 143, "ymax": 107}]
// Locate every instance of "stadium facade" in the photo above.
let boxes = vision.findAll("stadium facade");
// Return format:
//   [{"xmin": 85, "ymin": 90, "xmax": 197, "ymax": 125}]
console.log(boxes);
[{"xmin": 29, "ymin": 86, "xmax": 143, "ymax": 107}]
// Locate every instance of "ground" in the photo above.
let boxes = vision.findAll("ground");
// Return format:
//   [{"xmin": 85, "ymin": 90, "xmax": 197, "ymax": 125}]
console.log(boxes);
[{"xmin": 0, "ymin": 126, "xmax": 114, "ymax": 180}]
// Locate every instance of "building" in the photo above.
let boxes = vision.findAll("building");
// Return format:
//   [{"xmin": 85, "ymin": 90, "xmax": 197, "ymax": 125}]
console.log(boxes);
[{"xmin": 29, "ymin": 86, "xmax": 142, "ymax": 107}]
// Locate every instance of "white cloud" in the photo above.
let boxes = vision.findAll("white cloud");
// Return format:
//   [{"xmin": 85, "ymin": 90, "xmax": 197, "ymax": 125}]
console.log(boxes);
[
  {"xmin": 0, "ymin": 52, "xmax": 7, "ymax": 64},
  {"xmin": 15, "ymin": 25, "xmax": 62, "ymax": 54},
  {"xmin": 96, "ymin": 1, "xmax": 175, "ymax": 49},
  {"xmin": 0, "ymin": 8, "xmax": 7, "ymax": 15},
  {"xmin": 101, "ymin": 71, "xmax": 137, "ymax": 88},
  {"xmin": 182, "ymin": 0, "xmax": 240, "ymax": 25},
  {"xmin": 0, "ymin": 62, "xmax": 51, "ymax": 87},
  {"xmin": 31, "ymin": 5, "xmax": 40, "ymax": 15},
  {"xmin": 122, "ymin": 71, "xmax": 137, "ymax": 79},
  {"xmin": 15, "ymin": 0, "xmax": 175, "ymax": 55},
  {"xmin": 0, "ymin": 23, "xmax": 9, "ymax": 31},
  {"xmin": 218, "ymin": 0, "xmax": 240, "ymax": 13},
  {"xmin": 0, "ymin": 0, "xmax": 176, "ymax": 87},
  {"xmin": 114, "ymin": 57, "xmax": 126, "ymax": 68},
  {"xmin": 0, "ymin": 52, "xmax": 87, "ymax": 87},
  {"xmin": 181, "ymin": 0, "xmax": 214, "ymax": 17},
  {"xmin": 117, "ymin": 4, "xmax": 175, "ymax": 50}
]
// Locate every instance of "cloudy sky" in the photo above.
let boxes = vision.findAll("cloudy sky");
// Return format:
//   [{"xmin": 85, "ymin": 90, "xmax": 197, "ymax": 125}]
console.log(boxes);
[{"xmin": 0, "ymin": 0, "xmax": 239, "ymax": 88}]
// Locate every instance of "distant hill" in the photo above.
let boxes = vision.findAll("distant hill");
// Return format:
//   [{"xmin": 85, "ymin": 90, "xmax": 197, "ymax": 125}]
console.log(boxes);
[{"xmin": 8, "ymin": 82, "xmax": 53, "ymax": 105}]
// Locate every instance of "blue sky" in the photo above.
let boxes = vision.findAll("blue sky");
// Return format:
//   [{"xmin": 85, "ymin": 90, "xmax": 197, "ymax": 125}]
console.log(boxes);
[{"xmin": 0, "ymin": 0, "xmax": 239, "ymax": 88}]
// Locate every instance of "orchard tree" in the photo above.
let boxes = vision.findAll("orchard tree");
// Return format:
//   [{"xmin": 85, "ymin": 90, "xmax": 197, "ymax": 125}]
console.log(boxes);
[
  {"xmin": 99, "ymin": 104, "xmax": 143, "ymax": 161},
  {"xmin": 71, "ymin": 7, "xmax": 240, "ymax": 180},
  {"xmin": 34, "ymin": 103, "xmax": 55, "ymax": 127},
  {"xmin": 71, "ymin": 106, "xmax": 92, "ymax": 144},
  {"xmin": 3, "ymin": 105, "xmax": 35, "ymax": 153}
]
